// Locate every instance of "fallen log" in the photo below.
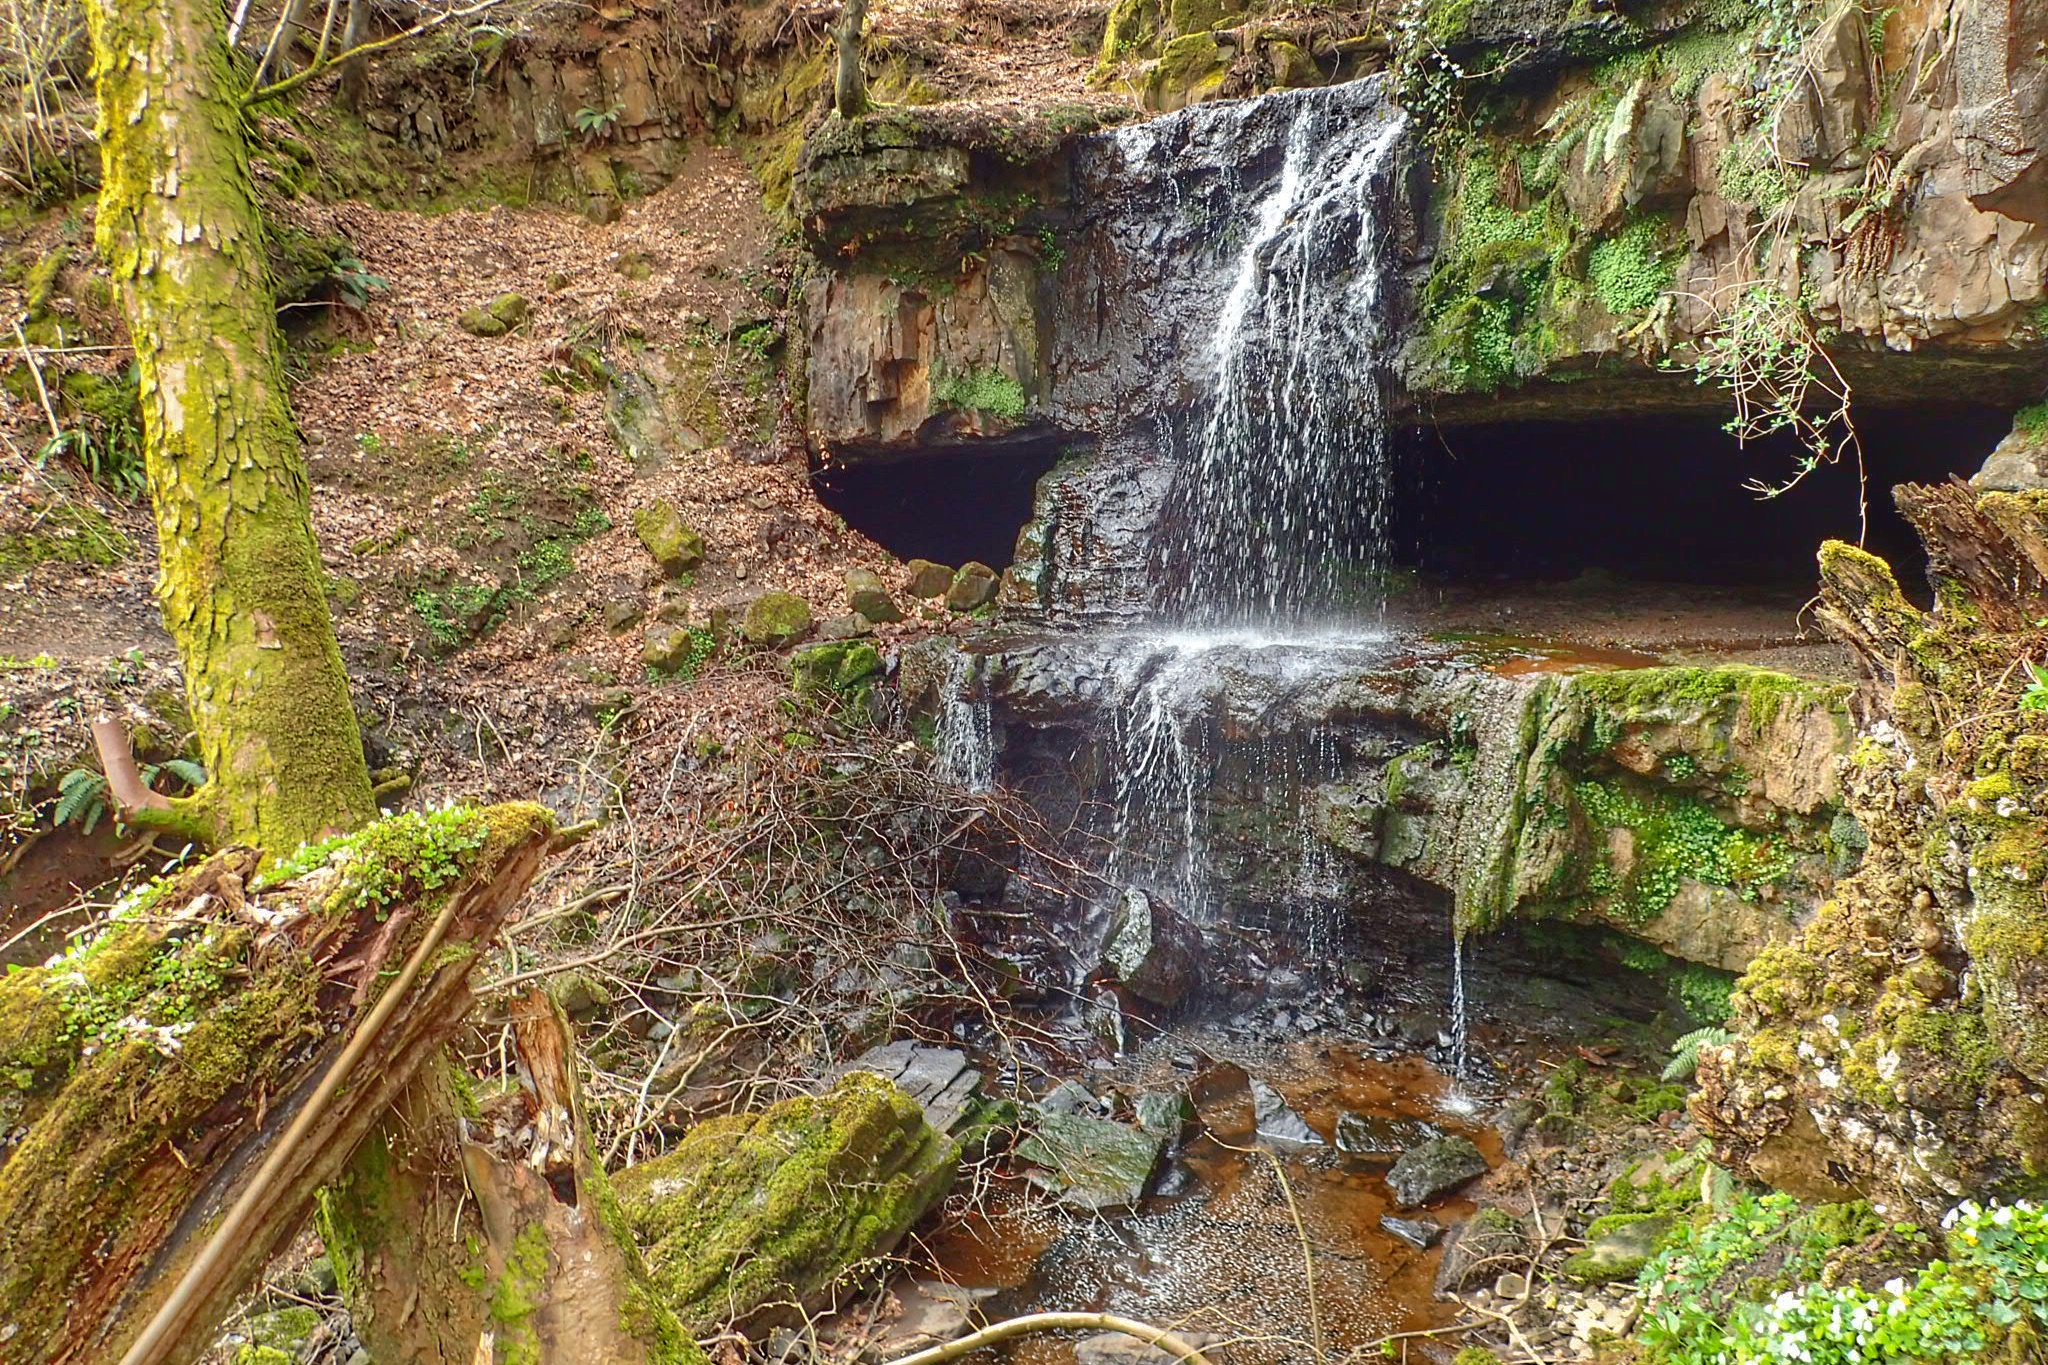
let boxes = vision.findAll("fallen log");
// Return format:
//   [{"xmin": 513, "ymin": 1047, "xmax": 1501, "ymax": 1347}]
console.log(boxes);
[{"xmin": 0, "ymin": 803, "xmax": 557, "ymax": 1365}]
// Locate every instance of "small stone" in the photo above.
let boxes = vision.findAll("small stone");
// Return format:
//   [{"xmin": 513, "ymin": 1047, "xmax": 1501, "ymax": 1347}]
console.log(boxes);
[
  {"xmin": 1039, "ymin": 1079, "xmax": 1097, "ymax": 1115},
  {"xmin": 643, "ymin": 624, "xmax": 702, "ymax": 673},
  {"xmin": 604, "ymin": 599, "xmax": 644, "ymax": 634},
  {"xmin": 741, "ymin": 591, "xmax": 814, "ymax": 648},
  {"xmin": 1495, "ymin": 1271, "xmax": 1529, "ymax": 1299},
  {"xmin": 487, "ymin": 291, "xmax": 529, "ymax": 325},
  {"xmin": 1380, "ymin": 1215, "xmax": 1442, "ymax": 1249},
  {"xmin": 1336, "ymin": 1111, "xmax": 1443, "ymax": 1162},
  {"xmin": 457, "ymin": 306, "xmax": 508, "ymax": 337},
  {"xmin": 1386, "ymin": 1135, "xmax": 1489, "ymax": 1207},
  {"xmin": 819, "ymin": 612, "xmax": 875, "ymax": 640},
  {"xmin": 905, "ymin": 559, "xmax": 956, "ymax": 598},
  {"xmin": 1563, "ymin": 1213, "xmax": 1678, "ymax": 1284},
  {"xmin": 944, "ymin": 561, "xmax": 1001, "ymax": 612},
  {"xmin": 634, "ymin": 499, "xmax": 706, "ymax": 576},
  {"xmin": 846, "ymin": 567, "xmax": 906, "ymax": 623}
]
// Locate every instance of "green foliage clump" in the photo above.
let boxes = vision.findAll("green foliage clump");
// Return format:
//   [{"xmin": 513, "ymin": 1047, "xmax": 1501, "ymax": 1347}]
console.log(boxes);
[
  {"xmin": 256, "ymin": 805, "xmax": 492, "ymax": 914},
  {"xmin": 1588, "ymin": 217, "xmax": 1675, "ymax": 316},
  {"xmin": 1416, "ymin": 151, "xmax": 1563, "ymax": 392},
  {"xmin": 930, "ymin": 367, "xmax": 1026, "ymax": 421},
  {"xmin": 0, "ymin": 497, "xmax": 134, "ymax": 573},
  {"xmin": 1577, "ymin": 780, "xmax": 1796, "ymax": 921},
  {"xmin": 1639, "ymin": 1197, "xmax": 2048, "ymax": 1365}
]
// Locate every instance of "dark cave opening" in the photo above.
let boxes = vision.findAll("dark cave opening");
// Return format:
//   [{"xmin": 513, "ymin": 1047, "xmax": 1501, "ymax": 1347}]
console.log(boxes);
[
  {"xmin": 812, "ymin": 441, "xmax": 1064, "ymax": 571},
  {"xmin": 1390, "ymin": 404, "xmax": 2018, "ymax": 588}
]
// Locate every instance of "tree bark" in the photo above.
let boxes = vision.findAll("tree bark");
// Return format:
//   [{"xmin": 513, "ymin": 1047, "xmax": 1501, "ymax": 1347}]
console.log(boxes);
[
  {"xmin": 833, "ymin": 0, "xmax": 869, "ymax": 119},
  {"xmin": 336, "ymin": 0, "xmax": 371, "ymax": 110},
  {"xmin": 322, "ymin": 992, "xmax": 691, "ymax": 1365},
  {"xmin": 0, "ymin": 804, "xmax": 557, "ymax": 1365},
  {"xmin": 86, "ymin": 0, "xmax": 376, "ymax": 855}
]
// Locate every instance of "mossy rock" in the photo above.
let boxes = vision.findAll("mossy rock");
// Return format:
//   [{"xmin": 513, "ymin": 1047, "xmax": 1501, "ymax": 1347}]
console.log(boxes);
[
  {"xmin": 612, "ymin": 1072, "xmax": 958, "ymax": 1334},
  {"xmin": 1144, "ymin": 33, "xmax": 1230, "ymax": 112},
  {"xmin": 742, "ymin": 592, "xmax": 815, "ymax": 649},
  {"xmin": 458, "ymin": 292, "xmax": 529, "ymax": 337},
  {"xmin": 1562, "ymin": 1212, "xmax": 1678, "ymax": 1283},
  {"xmin": 1167, "ymin": 0, "xmax": 1240, "ymax": 34},
  {"xmin": 846, "ymin": 567, "xmax": 905, "ymax": 623},
  {"xmin": 943, "ymin": 562, "xmax": 1000, "ymax": 612},
  {"xmin": 634, "ymin": 500, "xmax": 706, "ymax": 577},
  {"xmin": 905, "ymin": 559, "xmax": 955, "ymax": 599},
  {"xmin": 791, "ymin": 641, "xmax": 884, "ymax": 694}
]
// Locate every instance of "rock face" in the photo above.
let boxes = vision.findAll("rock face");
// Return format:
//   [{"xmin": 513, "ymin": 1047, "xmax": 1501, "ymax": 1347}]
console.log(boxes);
[
  {"xmin": 1386, "ymin": 1136, "xmax": 1489, "ymax": 1207},
  {"xmin": 922, "ymin": 632, "xmax": 1855, "ymax": 976}
]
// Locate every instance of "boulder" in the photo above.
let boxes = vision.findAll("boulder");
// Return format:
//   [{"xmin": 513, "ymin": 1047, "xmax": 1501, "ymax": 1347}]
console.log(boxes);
[
  {"xmin": 1016, "ymin": 1110, "xmax": 1164, "ymax": 1210},
  {"xmin": 905, "ymin": 559, "xmax": 956, "ymax": 599},
  {"xmin": 944, "ymin": 561, "xmax": 1001, "ymax": 612},
  {"xmin": 1385, "ymin": 1135, "xmax": 1488, "ymax": 1208},
  {"xmin": 1335, "ymin": 1112, "xmax": 1443, "ymax": 1162},
  {"xmin": 612, "ymin": 1073, "xmax": 956, "ymax": 1335},
  {"xmin": 635, "ymin": 500, "xmax": 706, "ymax": 576},
  {"xmin": 846, "ymin": 568, "xmax": 906, "ymax": 623},
  {"xmin": 741, "ymin": 591, "xmax": 814, "ymax": 648},
  {"xmin": 1250, "ymin": 1079, "xmax": 1323, "ymax": 1148},
  {"xmin": 643, "ymin": 624, "xmax": 705, "ymax": 674},
  {"xmin": 1099, "ymin": 888, "xmax": 1202, "ymax": 1007}
]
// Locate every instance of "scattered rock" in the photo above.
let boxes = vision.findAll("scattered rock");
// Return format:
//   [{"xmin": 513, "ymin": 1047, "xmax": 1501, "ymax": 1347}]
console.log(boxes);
[
  {"xmin": 634, "ymin": 500, "xmax": 706, "ymax": 577},
  {"xmin": 1380, "ymin": 1215, "xmax": 1442, "ymax": 1249},
  {"xmin": 1335, "ymin": 1111, "xmax": 1443, "ymax": 1162},
  {"xmin": 1250, "ymin": 1078, "xmax": 1323, "ymax": 1148},
  {"xmin": 862, "ymin": 1280, "xmax": 989, "ymax": 1361},
  {"xmin": 1386, "ymin": 1135, "xmax": 1488, "ymax": 1207},
  {"xmin": 905, "ymin": 559, "xmax": 956, "ymax": 599},
  {"xmin": 1563, "ymin": 1213, "xmax": 1678, "ymax": 1284},
  {"xmin": 1435, "ymin": 1206, "xmax": 1529, "ymax": 1292},
  {"xmin": 604, "ymin": 599, "xmax": 644, "ymax": 634},
  {"xmin": 846, "ymin": 567, "xmax": 906, "ymax": 623},
  {"xmin": 1039, "ymin": 1079, "xmax": 1098, "ymax": 1116},
  {"xmin": 819, "ymin": 612, "xmax": 876, "ymax": 639},
  {"xmin": 944, "ymin": 561, "xmax": 1001, "ymax": 612},
  {"xmin": 1016, "ymin": 1110, "xmax": 1164, "ymax": 1210},
  {"xmin": 1134, "ymin": 1089, "xmax": 1192, "ymax": 1140},
  {"xmin": 791, "ymin": 640, "xmax": 883, "ymax": 693},
  {"xmin": 741, "ymin": 591, "xmax": 814, "ymax": 648},
  {"xmin": 643, "ymin": 624, "xmax": 703, "ymax": 673},
  {"xmin": 457, "ymin": 291, "xmax": 530, "ymax": 336},
  {"xmin": 1494, "ymin": 1271, "xmax": 1529, "ymax": 1300},
  {"xmin": 1100, "ymin": 887, "xmax": 1202, "ymax": 1007}
]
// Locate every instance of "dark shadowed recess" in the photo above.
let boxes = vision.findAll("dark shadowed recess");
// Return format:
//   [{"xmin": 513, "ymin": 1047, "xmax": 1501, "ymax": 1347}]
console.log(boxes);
[
  {"xmin": 1389, "ymin": 404, "xmax": 2017, "ymax": 589},
  {"xmin": 811, "ymin": 440, "xmax": 1063, "ymax": 571}
]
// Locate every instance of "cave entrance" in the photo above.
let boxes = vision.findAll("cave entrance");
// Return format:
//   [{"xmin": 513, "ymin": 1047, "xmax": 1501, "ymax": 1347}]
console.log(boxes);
[
  {"xmin": 1389, "ymin": 403, "xmax": 2017, "ymax": 592},
  {"xmin": 811, "ymin": 440, "xmax": 1063, "ymax": 571}
]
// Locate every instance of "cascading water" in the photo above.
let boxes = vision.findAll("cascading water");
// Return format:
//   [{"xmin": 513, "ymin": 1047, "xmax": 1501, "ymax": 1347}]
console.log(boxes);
[{"xmin": 932, "ymin": 649, "xmax": 995, "ymax": 793}]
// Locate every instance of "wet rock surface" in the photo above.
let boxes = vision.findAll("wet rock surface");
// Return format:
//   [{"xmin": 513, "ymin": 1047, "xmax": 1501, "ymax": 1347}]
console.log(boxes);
[{"xmin": 1386, "ymin": 1136, "xmax": 1490, "ymax": 1208}]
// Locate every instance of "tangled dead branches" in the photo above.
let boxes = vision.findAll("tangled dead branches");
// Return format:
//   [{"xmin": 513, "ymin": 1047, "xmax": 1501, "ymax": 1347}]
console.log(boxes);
[{"xmin": 482, "ymin": 694, "xmax": 1100, "ymax": 1165}]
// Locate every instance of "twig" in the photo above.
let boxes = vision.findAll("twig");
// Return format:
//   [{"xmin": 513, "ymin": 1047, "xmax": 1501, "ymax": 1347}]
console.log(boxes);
[
  {"xmin": 246, "ymin": 0, "xmax": 509, "ymax": 105},
  {"xmin": 14, "ymin": 316, "xmax": 63, "ymax": 442}
]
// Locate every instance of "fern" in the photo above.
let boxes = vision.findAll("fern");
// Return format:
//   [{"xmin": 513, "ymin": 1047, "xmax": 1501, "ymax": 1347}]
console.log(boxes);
[
  {"xmin": 53, "ymin": 769, "xmax": 108, "ymax": 834},
  {"xmin": 1664, "ymin": 1025, "xmax": 1735, "ymax": 1082},
  {"xmin": 153, "ymin": 758, "xmax": 206, "ymax": 790}
]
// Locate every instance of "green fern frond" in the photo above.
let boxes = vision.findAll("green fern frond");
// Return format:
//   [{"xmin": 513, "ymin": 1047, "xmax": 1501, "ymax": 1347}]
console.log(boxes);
[
  {"xmin": 1663, "ymin": 1026, "xmax": 1735, "ymax": 1083},
  {"xmin": 53, "ymin": 768, "xmax": 108, "ymax": 833},
  {"xmin": 156, "ymin": 758, "xmax": 207, "ymax": 790}
]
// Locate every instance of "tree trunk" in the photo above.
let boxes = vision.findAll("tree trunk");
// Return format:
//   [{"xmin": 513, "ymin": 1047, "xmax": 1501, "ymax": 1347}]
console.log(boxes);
[
  {"xmin": 86, "ymin": 0, "xmax": 376, "ymax": 855},
  {"xmin": 336, "ymin": 0, "xmax": 371, "ymax": 111},
  {"xmin": 322, "ymin": 992, "xmax": 692, "ymax": 1365},
  {"xmin": 833, "ymin": 0, "xmax": 869, "ymax": 119},
  {"xmin": 0, "ymin": 805, "xmax": 558, "ymax": 1365}
]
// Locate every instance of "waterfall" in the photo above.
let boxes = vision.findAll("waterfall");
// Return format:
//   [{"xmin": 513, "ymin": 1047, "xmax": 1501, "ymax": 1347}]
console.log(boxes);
[
  {"xmin": 933, "ymin": 649, "xmax": 995, "ymax": 793},
  {"xmin": 1043, "ymin": 81, "xmax": 1408, "ymax": 623}
]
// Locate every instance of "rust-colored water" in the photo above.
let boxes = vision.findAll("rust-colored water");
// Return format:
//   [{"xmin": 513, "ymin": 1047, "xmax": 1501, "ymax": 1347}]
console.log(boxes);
[{"xmin": 918, "ymin": 1036, "xmax": 1491, "ymax": 1364}]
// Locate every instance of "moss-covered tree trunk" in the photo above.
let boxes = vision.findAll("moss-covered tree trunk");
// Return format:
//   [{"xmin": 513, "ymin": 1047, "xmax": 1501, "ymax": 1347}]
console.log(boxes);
[
  {"xmin": 0, "ymin": 805, "xmax": 557, "ymax": 1365},
  {"xmin": 87, "ymin": 0, "xmax": 376, "ymax": 855},
  {"xmin": 833, "ymin": 0, "xmax": 870, "ymax": 119}
]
